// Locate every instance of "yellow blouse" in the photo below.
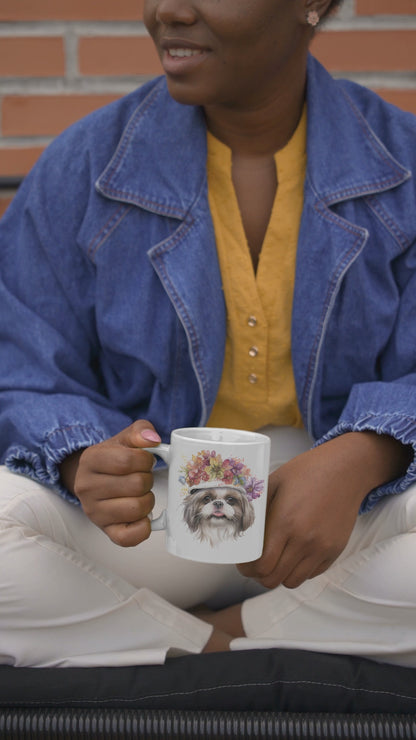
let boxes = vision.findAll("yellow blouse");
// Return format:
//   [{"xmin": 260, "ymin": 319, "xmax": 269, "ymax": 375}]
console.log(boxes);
[{"xmin": 206, "ymin": 108, "xmax": 307, "ymax": 431}]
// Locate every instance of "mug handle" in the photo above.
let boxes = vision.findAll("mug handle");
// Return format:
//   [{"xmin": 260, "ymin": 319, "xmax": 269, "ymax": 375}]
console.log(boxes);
[{"xmin": 143, "ymin": 443, "xmax": 170, "ymax": 531}]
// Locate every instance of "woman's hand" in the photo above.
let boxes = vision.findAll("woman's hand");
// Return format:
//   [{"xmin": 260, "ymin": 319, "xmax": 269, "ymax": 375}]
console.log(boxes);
[
  {"xmin": 59, "ymin": 420, "xmax": 162, "ymax": 547},
  {"xmin": 238, "ymin": 431, "xmax": 412, "ymax": 590}
]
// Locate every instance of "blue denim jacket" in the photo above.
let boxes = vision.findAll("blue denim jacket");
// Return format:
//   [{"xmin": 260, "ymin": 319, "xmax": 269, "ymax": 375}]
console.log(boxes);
[{"xmin": 1, "ymin": 56, "xmax": 416, "ymax": 509}]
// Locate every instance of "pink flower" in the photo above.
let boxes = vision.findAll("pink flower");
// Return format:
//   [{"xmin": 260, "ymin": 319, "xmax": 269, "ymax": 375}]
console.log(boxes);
[{"xmin": 180, "ymin": 450, "xmax": 263, "ymax": 499}]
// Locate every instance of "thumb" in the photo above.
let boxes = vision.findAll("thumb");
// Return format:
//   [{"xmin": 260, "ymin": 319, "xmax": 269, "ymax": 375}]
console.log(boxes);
[{"xmin": 116, "ymin": 419, "xmax": 162, "ymax": 449}]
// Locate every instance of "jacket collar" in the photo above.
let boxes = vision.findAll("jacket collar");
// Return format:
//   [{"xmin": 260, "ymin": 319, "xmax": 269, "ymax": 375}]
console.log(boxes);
[
  {"xmin": 96, "ymin": 78, "xmax": 207, "ymax": 219},
  {"xmin": 96, "ymin": 55, "xmax": 410, "ymax": 217},
  {"xmin": 305, "ymin": 55, "xmax": 410, "ymax": 203}
]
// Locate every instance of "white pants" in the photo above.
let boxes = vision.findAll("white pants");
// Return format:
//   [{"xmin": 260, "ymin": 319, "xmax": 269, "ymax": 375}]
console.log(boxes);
[{"xmin": 1, "ymin": 427, "xmax": 416, "ymax": 668}]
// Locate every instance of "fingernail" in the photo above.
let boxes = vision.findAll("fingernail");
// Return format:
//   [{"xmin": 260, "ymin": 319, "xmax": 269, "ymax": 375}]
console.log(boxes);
[{"xmin": 141, "ymin": 429, "xmax": 161, "ymax": 443}]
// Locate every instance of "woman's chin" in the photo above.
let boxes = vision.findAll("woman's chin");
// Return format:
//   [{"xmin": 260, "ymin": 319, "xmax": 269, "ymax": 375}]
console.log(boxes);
[{"xmin": 164, "ymin": 78, "xmax": 213, "ymax": 107}]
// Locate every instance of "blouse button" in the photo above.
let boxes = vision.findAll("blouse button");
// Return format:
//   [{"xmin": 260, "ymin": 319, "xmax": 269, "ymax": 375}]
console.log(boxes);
[
  {"xmin": 247, "ymin": 315, "xmax": 257, "ymax": 327},
  {"xmin": 248, "ymin": 373, "xmax": 258, "ymax": 384},
  {"xmin": 248, "ymin": 346, "xmax": 258, "ymax": 358}
]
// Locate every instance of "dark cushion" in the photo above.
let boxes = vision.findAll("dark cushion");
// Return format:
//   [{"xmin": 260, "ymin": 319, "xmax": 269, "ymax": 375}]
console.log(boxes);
[{"xmin": 1, "ymin": 649, "xmax": 416, "ymax": 714}]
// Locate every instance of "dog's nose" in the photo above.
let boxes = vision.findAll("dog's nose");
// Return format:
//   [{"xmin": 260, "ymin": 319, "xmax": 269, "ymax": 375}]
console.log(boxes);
[{"xmin": 213, "ymin": 500, "xmax": 223, "ymax": 509}]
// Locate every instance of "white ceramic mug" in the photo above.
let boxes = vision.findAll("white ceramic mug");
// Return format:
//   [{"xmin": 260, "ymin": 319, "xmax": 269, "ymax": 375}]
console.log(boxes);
[{"xmin": 145, "ymin": 427, "xmax": 270, "ymax": 564}]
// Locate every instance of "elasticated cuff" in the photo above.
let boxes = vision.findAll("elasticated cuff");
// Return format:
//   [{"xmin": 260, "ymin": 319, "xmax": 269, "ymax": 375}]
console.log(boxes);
[{"xmin": 5, "ymin": 423, "xmax": 107, "ymax": 504}]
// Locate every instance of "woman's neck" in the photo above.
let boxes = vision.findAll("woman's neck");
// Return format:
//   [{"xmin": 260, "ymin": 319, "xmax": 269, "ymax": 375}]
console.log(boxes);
[{"xmin": 203, "ymin": 66, "xmax": 307, "ymax": 157}]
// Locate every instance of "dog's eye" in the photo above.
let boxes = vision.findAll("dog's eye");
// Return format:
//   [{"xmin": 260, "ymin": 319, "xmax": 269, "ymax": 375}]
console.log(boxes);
[
  {"xmin": 203, "ymin": 494, "xmax": 213, "ymax": 504},
  {"xmin": 226, "ymin": 496, "xmax": 237, "ymax": 505}
]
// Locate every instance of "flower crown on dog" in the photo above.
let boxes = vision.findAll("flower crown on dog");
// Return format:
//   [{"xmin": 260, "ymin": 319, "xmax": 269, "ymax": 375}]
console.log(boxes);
[{"xmin": 178, "ymin": 450, "xmax": 264, "ymax": 501}]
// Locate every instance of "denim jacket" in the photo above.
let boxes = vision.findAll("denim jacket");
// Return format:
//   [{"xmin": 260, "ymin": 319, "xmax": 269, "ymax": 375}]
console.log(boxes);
[{"xmin": 1, "ymin": 56, "xmax": 416, "ymax": 510}]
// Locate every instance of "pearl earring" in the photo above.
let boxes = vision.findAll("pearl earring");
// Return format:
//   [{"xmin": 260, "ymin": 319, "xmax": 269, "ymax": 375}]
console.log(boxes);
[{"xmin": 307, "ymin": 10, "xmax": 320, "ymax": 27}]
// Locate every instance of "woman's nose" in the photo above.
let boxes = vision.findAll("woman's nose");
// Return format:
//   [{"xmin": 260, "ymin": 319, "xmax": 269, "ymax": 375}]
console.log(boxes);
[{"xmin": 154, "ymin": 0, "xmax": 197, "ymax": 25}]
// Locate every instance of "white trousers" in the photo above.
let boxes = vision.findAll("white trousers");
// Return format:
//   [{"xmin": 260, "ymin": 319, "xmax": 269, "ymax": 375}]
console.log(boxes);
[{"xmin": 1, "ymin": 427, "xmax": 416, "ymax": 668}]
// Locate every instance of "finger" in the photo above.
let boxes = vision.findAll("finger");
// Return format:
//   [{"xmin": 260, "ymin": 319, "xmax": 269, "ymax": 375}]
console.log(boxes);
[
  {"xmin": 260, "ymin": 539, "xmax": 305, "ymax": 588},
  {"xmin": 279, "ymin": 555, "xmax": 326, "ymax": 590},
  {"xmin": 308, "ymin": 558, "xmax": 335, "ymax": 580},
  {"xmin": 114, "ymin": 419, "xmax": 162, "ymax": 450},
  {"xmin": 87, "ymin": 492, "xmax": 155, "ymax": 529},
  {"xmin": 94, "ymin": 471, "xmax": 154, "ymax": 501},
  {"xmin": 237, "ymin": 544, "xmax": 284, "ymax": 581},
  {"xmin": 239, "ymin": 538, "xmax": 314, "ymax": 590},
  {"xmin": 237, "ymin": 559, "xmax": 263, "ymax": 580},
  {"xmin": 259, "ymin": 549, "xmax": 333, "ymax": 591},
  {"xmin": 104, "ymin": 517, "xmax": 152, "ymax": 548},
  {"xmin": 82, "ymin": 445, "xmax": 156, "ymax": 477},
  {"xmin": 75, "ymin": 470, "xmax": 154, "ymax": 506},
  {"xmin": 238, "ymin": 528, "xmax": 287, "ymax": 581}
]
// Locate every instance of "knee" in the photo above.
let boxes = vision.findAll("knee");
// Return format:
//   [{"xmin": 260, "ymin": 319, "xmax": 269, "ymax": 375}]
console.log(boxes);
[
  {"xmin": 0, "ymin": 467, "xmax": 51, "ymax": 529},
  {"xmin": 400, "ymin": 484, "xmax": 416, "ymax": 532}
]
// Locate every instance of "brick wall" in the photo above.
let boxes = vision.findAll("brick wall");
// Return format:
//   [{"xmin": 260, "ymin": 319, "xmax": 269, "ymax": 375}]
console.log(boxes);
[{"xmin": 0, "ymin": 0, "xmax": 415, "ymax": 215}]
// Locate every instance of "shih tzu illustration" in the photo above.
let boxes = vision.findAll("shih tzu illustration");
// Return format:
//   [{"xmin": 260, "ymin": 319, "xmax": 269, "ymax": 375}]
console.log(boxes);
[
  {"xmin": 179, "ymin": 450, "xmax": 264, "ymax": 547},
  {"xmin": 183, "ymin": 482, "xmax": 255, "ymax": 546}
]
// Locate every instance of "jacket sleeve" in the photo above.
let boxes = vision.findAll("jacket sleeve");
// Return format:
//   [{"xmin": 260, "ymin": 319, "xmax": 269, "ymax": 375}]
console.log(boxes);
[
  {"xmin": 316, "ymin": 381, "xmax": 416, "ymax": 512},
  {"xmin": 314, "ymin": 231, "xmax": 416, "ymax": 512},
  {"xmin": 0, "ymin": 149, "xmax": 133, "ymax": 504}
]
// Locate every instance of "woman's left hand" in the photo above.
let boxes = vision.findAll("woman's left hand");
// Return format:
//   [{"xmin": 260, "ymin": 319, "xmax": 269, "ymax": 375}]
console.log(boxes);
[{"xmin": 238, "ymin": 431, "xmax": 412, "ymax": 590}]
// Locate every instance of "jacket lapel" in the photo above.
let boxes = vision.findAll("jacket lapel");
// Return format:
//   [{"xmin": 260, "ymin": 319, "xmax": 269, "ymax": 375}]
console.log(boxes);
[
  {"xmin": 96, "ymin": 80, "xmax": 226, "ymax": 423},
  {"xmin": 96, "ymin": 78, "xmax": 208, "ymax": 218},
  {"xmin": 292, "ymin": 56, "xmax": 411, "ymax": 435},
  {"xmin": 147, "ymin": 188, "xmax": 226, "ymax": 424}
]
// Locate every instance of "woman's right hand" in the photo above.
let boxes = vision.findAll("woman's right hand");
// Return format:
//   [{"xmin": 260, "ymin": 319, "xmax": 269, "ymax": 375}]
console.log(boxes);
[{"xmin": 59, "ymin": 420, "xmax": 162, "ymax": 547}]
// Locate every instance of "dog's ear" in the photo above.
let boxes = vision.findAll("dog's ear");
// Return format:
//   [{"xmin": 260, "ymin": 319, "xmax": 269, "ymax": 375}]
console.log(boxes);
[
  {"xmin": 240, "ymin": 495, "xmax": 255, "ymax": 532},
  {"xmin": 183, "ymin": 493, "xmax": 200, "ymax": 532}
]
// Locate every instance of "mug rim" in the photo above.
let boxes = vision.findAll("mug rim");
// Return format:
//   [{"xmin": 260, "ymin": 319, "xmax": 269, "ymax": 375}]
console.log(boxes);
[{"xmin": 172, "ymin": 427, "xmax": 271, "ymax": 445}]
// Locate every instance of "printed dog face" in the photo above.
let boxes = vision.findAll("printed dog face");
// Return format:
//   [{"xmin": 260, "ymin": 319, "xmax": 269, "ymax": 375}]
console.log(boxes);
[{"xmin": 183, "ymin": 486, "xmax": 255, "ymax": 547}]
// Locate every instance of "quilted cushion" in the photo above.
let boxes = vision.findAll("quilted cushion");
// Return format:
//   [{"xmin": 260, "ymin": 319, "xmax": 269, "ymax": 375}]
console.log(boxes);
[{"xmin": 1, "ymin": 649, "xmax": 416, "ymax": 714}]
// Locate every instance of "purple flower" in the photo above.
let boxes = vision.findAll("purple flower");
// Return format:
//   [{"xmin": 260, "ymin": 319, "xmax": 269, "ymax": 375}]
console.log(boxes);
[
  {"xmin": 228, "ymin": 460, "xmax": 245, "ymax": 476},
  {"xmin": 245, "ymin": 477, "xmax": 264, "ymax": 500}
]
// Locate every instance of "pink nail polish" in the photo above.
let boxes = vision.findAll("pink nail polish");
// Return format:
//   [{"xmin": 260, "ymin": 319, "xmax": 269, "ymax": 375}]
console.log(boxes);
[{"xmin": 141, "ymin": 429, "xmax": 161, "ymax": 443}]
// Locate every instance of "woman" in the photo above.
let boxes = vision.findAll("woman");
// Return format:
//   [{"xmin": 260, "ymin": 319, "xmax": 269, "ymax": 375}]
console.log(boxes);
[{"xmin": 1, "ymin": 0, "xmax": 416, "ymax": 667}]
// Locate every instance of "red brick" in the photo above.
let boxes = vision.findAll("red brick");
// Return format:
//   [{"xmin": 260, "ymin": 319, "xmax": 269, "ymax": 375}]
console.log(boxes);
[
  {"xmin": 0, "ymin": 196, "xmax": 13, "ymax": 218},
  {"xmin": 2, "ymin": 95, "xmax": 121, "ymax": 138},
  {"xmin": 0, "ymin": 37, "xmax": 65, "ymax": 78},
  {"xmin": 312, "ymin": 30, "xmax": 416, "ymax": 72},
  {"xmin": 356, "ymin": 0, "xmax": 416, "ymax": 14},
  {"xmin": 0, "ymin": 0, "xmax": 143, "ymax": 21},
  {"xmin": 375, "ymin": 89, "xmax": 416, "ymax": 116},
  {"xmin": 0, "ymin": 147, "xmax": 45, "ymax": 177},
  {"xmin": 79, "ymin": 36, "xmax": 162, "ymax": 77}
]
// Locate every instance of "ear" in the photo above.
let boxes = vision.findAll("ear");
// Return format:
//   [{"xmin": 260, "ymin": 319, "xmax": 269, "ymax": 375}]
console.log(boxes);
[
  {"xmin": 183, "ymin": 495, "xmax": 199, "ymax": 532},
  {"xmin": 240, "ymin": 496, "xmax": 255, "ymax": 532},
  {"xmin": 301, "ymin": 0, "xmax": 334, "ymax": 27}
]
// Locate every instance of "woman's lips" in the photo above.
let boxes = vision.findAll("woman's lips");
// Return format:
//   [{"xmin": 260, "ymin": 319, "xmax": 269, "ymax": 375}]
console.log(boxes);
[
  {"xmin": 160, "ymin": 43, "xmax": 209, "ymax": 75},
  {"xmin": 167, "ymin": 48, "xmax": 203, "ymax": 59}
]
